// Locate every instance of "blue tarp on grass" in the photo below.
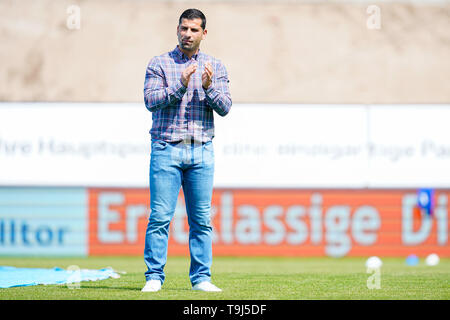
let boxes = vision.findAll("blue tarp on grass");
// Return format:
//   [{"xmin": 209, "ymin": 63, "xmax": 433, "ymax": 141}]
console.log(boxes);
[{"xmin": 0, "ymin": 266, "xmax": 120, "ymax": 288}]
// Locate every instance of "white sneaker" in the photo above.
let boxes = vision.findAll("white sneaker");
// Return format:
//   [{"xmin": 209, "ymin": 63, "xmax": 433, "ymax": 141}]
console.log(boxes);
[
  {"xmin": 141, "ymin": 279, "xmax": 161, "ymax": 292},
  {"xmin": 192, "ymin": 281, "xmax": 222, "ymax": 292}
]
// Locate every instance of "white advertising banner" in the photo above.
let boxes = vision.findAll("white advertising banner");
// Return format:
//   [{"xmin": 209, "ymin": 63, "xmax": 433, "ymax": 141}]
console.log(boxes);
[
  {"xmin": 366, "ymin": 105, "xmax": 450, "ymax": 188},
  {"xmin": 213, "ymin": 104, "xmax": 369, "ymax": 188},
  {"xmin": 0, "ymin": 103, "xmax": 449, "ymax": 188},
  {"xmin": 0, "ymin": 103, "xmax": 151, "ymax": 187}
]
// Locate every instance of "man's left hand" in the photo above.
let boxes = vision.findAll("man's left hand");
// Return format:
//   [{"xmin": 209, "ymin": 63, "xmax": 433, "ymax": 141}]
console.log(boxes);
[{"xmin": 202, "ymin": 61, "xmax": 213, "ymax": 89}]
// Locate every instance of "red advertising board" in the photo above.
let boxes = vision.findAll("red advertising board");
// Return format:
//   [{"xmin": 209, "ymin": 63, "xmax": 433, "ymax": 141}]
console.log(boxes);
[{"xmin": 88, "ymin": 188, "xmax": 449, "ymax": 257}]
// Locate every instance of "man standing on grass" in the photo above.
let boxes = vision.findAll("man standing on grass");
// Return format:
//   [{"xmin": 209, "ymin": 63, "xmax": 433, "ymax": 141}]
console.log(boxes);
[{"xmin": 142, "ymin": 8, "xmax": 232, "ymax": 292}]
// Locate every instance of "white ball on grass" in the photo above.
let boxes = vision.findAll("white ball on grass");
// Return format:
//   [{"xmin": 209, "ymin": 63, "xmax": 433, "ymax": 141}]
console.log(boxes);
[
  {"xmin": 366, "ymin": 256, "xmax": 383, "ymax": 269},
  {"xmin": 425, "ymin": 253, "xmax": 439, "ymax": 266}
]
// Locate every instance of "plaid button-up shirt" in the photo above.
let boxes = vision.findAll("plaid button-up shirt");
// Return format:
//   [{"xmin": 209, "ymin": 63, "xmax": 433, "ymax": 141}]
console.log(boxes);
[{"xmin": 144, "ymin": 46, "xmax": 232, "ymax": 143}]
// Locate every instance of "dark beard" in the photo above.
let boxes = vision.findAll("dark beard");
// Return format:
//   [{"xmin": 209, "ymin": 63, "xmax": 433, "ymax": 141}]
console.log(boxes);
[{"xmin": 180, "ymin": 43, "xmax": 195, "ymax": 51}]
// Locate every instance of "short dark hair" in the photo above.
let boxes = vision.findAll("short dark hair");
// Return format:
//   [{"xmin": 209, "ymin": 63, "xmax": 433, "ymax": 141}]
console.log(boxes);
[{"xmin": 179, "ymin": 8, "xmax": 206, "ymax": 30}]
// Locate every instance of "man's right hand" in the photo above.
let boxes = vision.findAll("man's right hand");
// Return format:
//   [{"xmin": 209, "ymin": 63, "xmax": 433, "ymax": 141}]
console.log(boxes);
[{"xmin": 181, "ymin": 64, "xmax": 197, "ymax": 87}]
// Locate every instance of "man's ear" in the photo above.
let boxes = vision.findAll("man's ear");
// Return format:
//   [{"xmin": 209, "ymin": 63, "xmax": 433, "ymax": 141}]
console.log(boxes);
[{"xmin": 202, "ymin": 29, "xmax": 207, "ymax": 40}]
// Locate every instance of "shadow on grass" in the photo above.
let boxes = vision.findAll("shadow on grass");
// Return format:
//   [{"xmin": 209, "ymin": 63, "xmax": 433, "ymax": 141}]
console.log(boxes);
[{"xmin": 77, "ymin": 285, "xmax": 192, "ymax": 292}]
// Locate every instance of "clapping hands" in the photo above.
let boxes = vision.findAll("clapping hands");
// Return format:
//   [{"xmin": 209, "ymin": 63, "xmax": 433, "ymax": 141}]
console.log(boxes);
[{"xmin": 180, "ymin": 61, "xmax": 213, "ymax": 89}]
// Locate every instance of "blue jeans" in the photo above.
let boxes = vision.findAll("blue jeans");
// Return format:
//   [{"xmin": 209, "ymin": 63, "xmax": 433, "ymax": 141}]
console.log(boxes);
[{"xmin": 144, "ymin": 138, "xmax": 215, "ymax": 286}]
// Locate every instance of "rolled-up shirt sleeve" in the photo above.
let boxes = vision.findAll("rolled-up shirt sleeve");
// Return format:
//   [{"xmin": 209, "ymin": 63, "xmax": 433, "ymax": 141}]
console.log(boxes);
[
  {"xmin": 203, "ymin": 61, "xmax": 232, "ymax": 117},
  {"xmin": 143, "ymin": 57, "xmax": 187, "ymax": 112}
]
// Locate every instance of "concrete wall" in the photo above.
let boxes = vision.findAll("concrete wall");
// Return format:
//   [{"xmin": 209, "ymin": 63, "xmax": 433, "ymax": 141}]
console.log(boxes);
[{"xmin": 1, "ymin": 0, "xmax": 449, "ymax": 103}]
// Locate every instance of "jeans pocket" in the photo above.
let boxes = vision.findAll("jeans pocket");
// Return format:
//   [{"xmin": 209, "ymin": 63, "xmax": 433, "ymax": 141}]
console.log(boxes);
[
  {"xmin": 203, "ymin": 142, "xmax": 214, "ymax": 163},
  {"xmin": 152, "ymin": 140, "xmax": 168, "ymax": 151},
  {"xmin": 204, "ymin": 141, "xmax": 213, "ymax": 152}
]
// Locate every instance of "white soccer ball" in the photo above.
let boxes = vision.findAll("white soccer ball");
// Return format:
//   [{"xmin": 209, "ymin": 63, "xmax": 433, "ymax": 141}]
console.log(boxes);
[
  {"xmin": 366, "ymin": 256, "xmax": 383, "ymax": 269},
  {"xmin": 425, "ymin": 253, "xmax": 440, "ymax": 266}
]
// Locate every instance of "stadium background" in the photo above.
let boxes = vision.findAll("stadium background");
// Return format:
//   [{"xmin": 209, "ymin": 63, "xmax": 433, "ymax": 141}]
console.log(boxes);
[{"xmin": 0, "ymin": 0, "xmax": 449, "ymax": 260}]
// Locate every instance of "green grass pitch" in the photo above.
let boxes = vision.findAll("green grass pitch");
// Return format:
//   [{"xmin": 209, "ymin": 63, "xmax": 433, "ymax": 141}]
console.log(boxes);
[{"xmin": 0, "ymin": 256, "xmax": 448, "ymax": 300}]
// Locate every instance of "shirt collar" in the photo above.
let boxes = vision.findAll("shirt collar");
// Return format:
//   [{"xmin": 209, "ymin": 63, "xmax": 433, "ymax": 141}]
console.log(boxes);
[{"xmin": 173, "ymin": 45, "xmax": 201, "ymax": 61}]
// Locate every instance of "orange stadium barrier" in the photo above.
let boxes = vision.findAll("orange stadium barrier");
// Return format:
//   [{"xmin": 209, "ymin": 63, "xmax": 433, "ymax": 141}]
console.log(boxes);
[{"xmin": 88, "ymin": 188, "xmax": 449, "ymax": 257}]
